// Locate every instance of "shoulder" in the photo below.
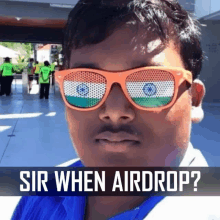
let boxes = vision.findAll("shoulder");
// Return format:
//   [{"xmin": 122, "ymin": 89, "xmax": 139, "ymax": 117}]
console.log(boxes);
[
  {"xmin": 180, "ymin": 143, "xmax": 208, "ymax": 167},
  {"xmin": 2, "ymin": 159, "xmax": 81, "ymax": 219},
  {"xmin": 144, "ymin": 196, "xmax": 220, "ymax": 220},
  {"xmin": 11, "ymin": 196, "xmax": 65, "ymax": 220}
]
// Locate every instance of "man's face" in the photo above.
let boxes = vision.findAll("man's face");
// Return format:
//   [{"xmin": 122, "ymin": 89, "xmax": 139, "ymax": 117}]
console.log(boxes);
[{"xmin": 66, "ymin": 27, "xmax": 193, "ymax": 167}]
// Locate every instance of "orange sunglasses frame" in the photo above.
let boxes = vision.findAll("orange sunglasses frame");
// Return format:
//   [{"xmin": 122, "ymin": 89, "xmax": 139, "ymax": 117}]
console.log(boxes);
[{"xmin": 55, "ymin": 66, "xmax": 193, "ymax": 112}]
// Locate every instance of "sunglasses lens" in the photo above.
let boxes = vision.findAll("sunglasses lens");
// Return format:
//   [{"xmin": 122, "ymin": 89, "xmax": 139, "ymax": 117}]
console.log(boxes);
[
  {"xmin": 126, "ymin": 70, "xmax": 175, "ymax": 108},
  {"xmin": 63, "ymin": 71, "xmax": 107, "ymax": 108}
]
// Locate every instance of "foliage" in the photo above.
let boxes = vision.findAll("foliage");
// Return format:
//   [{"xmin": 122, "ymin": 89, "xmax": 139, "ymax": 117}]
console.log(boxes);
[
  {"xmin": 17, "ymin": 55, "xmax": 25, "ymax": 63},
  {"xmin": 0, "ymin": 42, "xmax": 34, "ymax": 62},
  {"xmin": 13, "ymin": 62, "xmax": 28, "ymax": 74},
  {"xmin": 12, "ymin": 54, "xmax": 26, "ymax": 74}
]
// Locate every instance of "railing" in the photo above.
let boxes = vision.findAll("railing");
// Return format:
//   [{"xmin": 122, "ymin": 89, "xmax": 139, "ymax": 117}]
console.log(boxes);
[
  {"xmin": 22, "ymin": 68, "xmax": 29, "ymax": 94},
  {"xmin": 11, "ymin": 68, "xmax": 57, "ymax": 95}
]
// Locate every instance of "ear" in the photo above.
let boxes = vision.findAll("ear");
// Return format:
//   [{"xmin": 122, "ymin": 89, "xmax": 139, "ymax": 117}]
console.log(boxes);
[{"xmin": 191, "ymin": 79, "xmax": 206, "ymax": 123}]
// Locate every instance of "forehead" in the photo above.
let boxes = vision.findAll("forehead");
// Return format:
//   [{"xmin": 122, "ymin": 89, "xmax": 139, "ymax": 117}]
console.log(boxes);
[{"xmin": 70, "ymin": 27, "xmax": 184, "ymax": 71}]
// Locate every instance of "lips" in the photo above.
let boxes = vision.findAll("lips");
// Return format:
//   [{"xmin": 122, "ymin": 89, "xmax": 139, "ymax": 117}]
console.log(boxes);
[
  {"xmin": 95, "ymin": 131, "xmax": 140, "ymax": 143},
  {"xmin": 95, "ymin": 131, "xmax": 140, "ymax": 152}
]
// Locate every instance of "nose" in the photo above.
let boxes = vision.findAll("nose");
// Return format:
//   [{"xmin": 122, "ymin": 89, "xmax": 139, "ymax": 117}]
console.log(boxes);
[{"xmin": 99, "ymin": 84, "xmax": 135, "ymax": 124}]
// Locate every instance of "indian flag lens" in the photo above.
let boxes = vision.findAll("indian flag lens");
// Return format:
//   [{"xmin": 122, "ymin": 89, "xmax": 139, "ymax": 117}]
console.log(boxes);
[
  {"xmin": 63, "ymin": 71, "xmax": 107, "ymax": 108},
  {"xmin": 126, "ymin": 70, "xmax": 175, "ymax": 108}
]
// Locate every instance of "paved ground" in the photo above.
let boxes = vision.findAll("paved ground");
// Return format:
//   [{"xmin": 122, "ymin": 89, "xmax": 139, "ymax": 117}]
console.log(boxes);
[
  {"xmin": 0, "ymin": 79, "xmax": 77, "ymax": 166},
  {"xmin": 0, "ymin": 79, "xmax": 220, "ymax": 167}
]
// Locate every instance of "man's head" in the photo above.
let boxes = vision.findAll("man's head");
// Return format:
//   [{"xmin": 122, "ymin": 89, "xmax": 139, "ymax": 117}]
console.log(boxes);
[
  {"xmin": 61, "ymin": 0, "xmax": 205, "ymax": 167},
  {"xmin": 44, "ymin": 61, "xmax": 50, "ymax": 66},
  {"xmin": 4, "ymin": 57, "xmax": 11, "ymax": 62},
  {"xmin": 36, "ymin": 61, "xmax": 39, "ymax": 65}
]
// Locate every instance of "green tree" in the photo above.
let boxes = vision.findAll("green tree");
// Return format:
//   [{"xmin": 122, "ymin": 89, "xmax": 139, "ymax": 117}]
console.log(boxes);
[{"xmin": 0, "ymin": 42, "xmax": 33, "ymax": 61}]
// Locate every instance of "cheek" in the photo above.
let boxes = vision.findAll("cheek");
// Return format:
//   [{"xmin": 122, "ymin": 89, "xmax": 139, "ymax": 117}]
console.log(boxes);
[
  {"xmin": 65, "ymin": 108, "xmax": 80, "ymax": 135},
  {"xmin": 65, "ymin": 108, "xmax": 88, "ymax": 158},
  {"xmin": 138, "ymin": 91, "xmax": 191, "ymax": 142},
  {"xmin": 170, "ymin": 91, "xmax": 191, "ymax": 123},
  {"xmin": 65, "ymin": 107, "xmax": 98, "ymax": 143},
  {"xmin": 164, "ymin": 91, "xmax": 192, "ymax": 146}
]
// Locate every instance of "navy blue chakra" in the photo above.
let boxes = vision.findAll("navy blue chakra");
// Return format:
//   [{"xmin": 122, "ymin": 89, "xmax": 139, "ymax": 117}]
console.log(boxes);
[
  {"xmin": 143, "ymin": 83, "xmax": 157, "ymax": 96},
  {"xmin": 77, "ymin": 83, "xmax": 89, "ymax": 96}
]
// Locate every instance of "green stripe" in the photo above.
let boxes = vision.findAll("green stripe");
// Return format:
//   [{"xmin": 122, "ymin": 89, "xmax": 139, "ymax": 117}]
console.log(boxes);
[
  {"xmin": 132, "ymin": 97, "xmax": 172, "ymax": 107},
  {"xmin": 66, "ymin": 96, "xmax": 172, "ymax": 108},
  {"xmin": 66, "ymin": 96, "xmax": 101, "ymax": 108}
]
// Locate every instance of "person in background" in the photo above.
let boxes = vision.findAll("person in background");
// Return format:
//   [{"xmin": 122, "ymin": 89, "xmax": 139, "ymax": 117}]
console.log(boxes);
[
  {"xmin": 33, "ymin": 61, "xmax": 41, "ymax": 84},
  {"xmin": 27, "ymin": 58, "xmax": 34, "ymax": 92},
  {"xmin": 0, "ymin": 57, "xmax": 15, "ymax": 96},
  {"xmin": 39, "ymin": 61, "xmax": 51, "ymax": 99},
  {"xmin": 50, "ymin": 61, "xmax": 56, "ymax": 86}
]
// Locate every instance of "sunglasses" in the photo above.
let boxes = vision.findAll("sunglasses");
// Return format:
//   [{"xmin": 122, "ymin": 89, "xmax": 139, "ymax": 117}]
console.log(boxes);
[{"xmin": 55, "ymin": 66, "xmax": 192, "ymax": 111}]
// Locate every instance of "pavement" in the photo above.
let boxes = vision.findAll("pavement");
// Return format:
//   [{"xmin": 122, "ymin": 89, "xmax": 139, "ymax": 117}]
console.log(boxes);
[
  {"xmin": 0, "ymin": 79, "xmax": 220, "ymax": 167},
  {"xmin": 0, "ymin": 79, "xmax": 77, "ymax": 166}
]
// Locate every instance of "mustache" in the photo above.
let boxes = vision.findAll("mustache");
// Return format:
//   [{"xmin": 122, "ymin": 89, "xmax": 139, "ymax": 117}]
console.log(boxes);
[{"xmin": 96, "ymin": 124, "xmax": 140, "ymax": 136}]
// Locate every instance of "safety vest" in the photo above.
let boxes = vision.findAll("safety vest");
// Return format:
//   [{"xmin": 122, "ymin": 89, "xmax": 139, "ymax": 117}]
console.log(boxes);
[
  {"xmin": 50, "ymin": 63, "xmax": 55, "ymax": 72},
  {"xmin": 39, "ymin": 66, "xmax": 51, "ymax": 84},
  {"xmin": 0, "ymin": 63, "xmax": 14, "ymax": 76},
  {"xmin": 34, "ymin": 64, "xmax": 41, "ymax": 74}
]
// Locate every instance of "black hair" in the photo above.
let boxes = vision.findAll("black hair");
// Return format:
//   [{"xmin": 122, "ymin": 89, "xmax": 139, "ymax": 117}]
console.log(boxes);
[
  {"xmin": 35, "ymin": 61, "xmax": 39, "ymax": 64},
  {"xmin": 29, "ymin": 58, "xmax": 34, "ymax": 62},
  {"xmin": 63, "ymin": 0, "xmax": 204, "ymax": 80},
  {"xmin": 44, "ymin": 61, "xmax": 50, "ymax": 66},
  {"xmin": 4, "ymin": 57, "xmax": 10, "ymax": 62}
]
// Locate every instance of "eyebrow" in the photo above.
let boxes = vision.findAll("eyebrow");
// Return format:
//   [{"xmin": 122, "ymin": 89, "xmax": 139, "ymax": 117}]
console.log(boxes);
[{"xmin": 71, "ymin": 61, "xmax": 163, "ymax": 70}]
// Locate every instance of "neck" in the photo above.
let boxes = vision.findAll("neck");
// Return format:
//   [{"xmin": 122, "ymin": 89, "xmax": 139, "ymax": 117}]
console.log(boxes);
[{"xmin": 85, "ymin": 196, "xmax": 148, "ymax": 220}]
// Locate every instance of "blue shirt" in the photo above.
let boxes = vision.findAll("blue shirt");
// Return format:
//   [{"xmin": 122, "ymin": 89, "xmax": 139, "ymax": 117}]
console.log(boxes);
[{"xmin": 12, "ymin": 160, "xmax": 164, "ymax": 220}]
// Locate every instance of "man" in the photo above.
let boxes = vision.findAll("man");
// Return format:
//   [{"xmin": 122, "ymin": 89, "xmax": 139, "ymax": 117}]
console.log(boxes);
[
  {"xmin": 10, "ymin": 0, "xmax": 220, "ymax": 219},
  {"xmin": 27, "ymin": 58, "xmax": 34, "ymax": 92},
  {"xmin": 0, "ymin": 57, "xmax": 15, "ymax": 96},
  {"xmin": 39, "ymin": 61, "xmax": 51, "ymax": 99},
  {"xmin": 33, "ymin": 61, "xmax": 41, "ymax": 84}
]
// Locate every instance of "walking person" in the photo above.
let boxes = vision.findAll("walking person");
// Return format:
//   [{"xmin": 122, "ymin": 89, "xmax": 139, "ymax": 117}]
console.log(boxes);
[
  {"xmin": 0, "ymin": 57, "xmax": 15, "ymax": 96},
  {"xmin": 27, "ymin": 58, "xmax": 34, "ymax": 92},
  {"xmin": 39, "ymin": 61, "xmax": 51, "ymax": 99},
  {"xmin": 33, "ymin": 61, "xmax": 41, "ymax": 84}
]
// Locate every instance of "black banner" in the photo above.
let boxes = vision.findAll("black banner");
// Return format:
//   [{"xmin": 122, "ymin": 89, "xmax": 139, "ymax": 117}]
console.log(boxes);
[{"xmin": 0, "ymin": 167, "xmax": 220, "ymax": 196}]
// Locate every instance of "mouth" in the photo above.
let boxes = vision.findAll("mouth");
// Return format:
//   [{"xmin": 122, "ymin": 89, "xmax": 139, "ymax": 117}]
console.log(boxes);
[
  {"xmin": 95, "ymin": 131, "xmax": 140, "ymax": 152},
  {"xmin": 96, "ymin": 139, "xmax": 140, "ymax": 152}
]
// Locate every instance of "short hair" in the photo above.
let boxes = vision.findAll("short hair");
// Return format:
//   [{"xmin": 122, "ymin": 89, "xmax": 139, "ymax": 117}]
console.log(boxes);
[
  {"xmin": 35, "ymin": 61, "xmax": 39, "ymax": 64},
  {"xmin": 44, "ymin": 61, "xmax": 50, "ymax": 66},
  {"xmin": 63, "ymin": 0, "xmax": 204, "ymax": 80},
  {"xmin": 4, "ymin": 57, "xmax": 10, "ymax": 62},
  {"xmin": 30, "ymin": 58, "xmax": 34, "ymax": 62}
]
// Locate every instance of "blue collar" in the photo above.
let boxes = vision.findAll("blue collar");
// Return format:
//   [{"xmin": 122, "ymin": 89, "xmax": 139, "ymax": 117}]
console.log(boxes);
[
  {"xmin": 62, "ymin": 194, "xmax": 164, "ymax": 220},
  {"xmin": 12, "ymin": 160, "xmax": 165, "ymax": 220},
  {"xmin": 62, "ymin": 160, "xmax": 165, "ymax": 220}
]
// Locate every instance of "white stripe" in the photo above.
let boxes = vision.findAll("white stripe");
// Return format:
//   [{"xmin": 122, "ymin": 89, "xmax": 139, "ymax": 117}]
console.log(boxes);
[
  {"xmin": 64, "ymin": 81, "xmax": 106, "ymax": 98},
  {"xmin": 45, "ymin": 112, "xmax": 56, "ymax": 117},
  {"xmin": 0, "ymin": 126, "xmax": 11, "ymax": 132},
  {"xmin": 126, "ymin": 81, "xmax": 174, "ymax": 98},
  {"xmin": 0, "ymin": 113, "xmax": 43, "ymax": 119}
]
